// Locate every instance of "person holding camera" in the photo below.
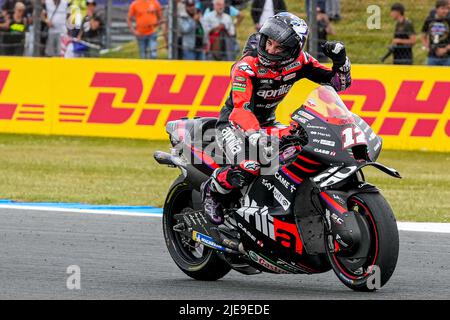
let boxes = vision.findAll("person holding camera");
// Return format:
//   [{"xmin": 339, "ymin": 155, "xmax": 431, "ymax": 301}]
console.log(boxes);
[{"xmin": 421, "ymin": 0, "xmax": 450, "ymax": 66}]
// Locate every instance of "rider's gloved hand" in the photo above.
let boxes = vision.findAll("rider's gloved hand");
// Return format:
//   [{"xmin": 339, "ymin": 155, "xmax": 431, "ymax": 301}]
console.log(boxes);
[
  {"xmin": 248, "ymin": 131, "xmax": 280, "ymax": 159},
  {"xmin": 322, "ymin": 41, "xmax": 349, "ymax": 72}
]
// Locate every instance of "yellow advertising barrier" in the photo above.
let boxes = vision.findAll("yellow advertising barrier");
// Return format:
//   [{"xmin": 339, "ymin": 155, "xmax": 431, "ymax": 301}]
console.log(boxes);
[{"xmin": 0, "ymin": 57, "xmax": 449, "ymax": 151}]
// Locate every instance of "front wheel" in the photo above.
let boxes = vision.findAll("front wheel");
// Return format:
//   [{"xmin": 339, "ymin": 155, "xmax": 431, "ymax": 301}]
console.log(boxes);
[
  {"xmin": 327, "ymin": 192, "xmax": 399, "ymax": 291},
  {"xmin": 162, "ymin": 176, "xmax": 231, "ymax": 281}
]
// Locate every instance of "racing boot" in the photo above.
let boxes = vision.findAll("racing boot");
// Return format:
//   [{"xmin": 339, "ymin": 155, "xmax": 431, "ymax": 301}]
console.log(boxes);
[
  {"xmin": 200, "ymin": 167, "xmax": 234, "ymax": 225},
  {"xmin": 201, "ymin": 179, "xmax": 225, "ymax": 225}
]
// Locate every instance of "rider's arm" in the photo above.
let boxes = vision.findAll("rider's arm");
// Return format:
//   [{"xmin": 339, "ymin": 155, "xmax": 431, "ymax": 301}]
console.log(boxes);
[
  {"xmin": 228, "ymin": 59, "xmax": 261, "ymax": 133},
  {"xmin": 299, "ymin": 51, "xmax": 352, "ymax": 92}
]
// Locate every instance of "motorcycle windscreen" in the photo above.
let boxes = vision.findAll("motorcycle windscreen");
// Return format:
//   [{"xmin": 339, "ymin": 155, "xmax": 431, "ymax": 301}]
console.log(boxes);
[{"xmin": 296, "ymin": 85, "xmax": 354, "ymax": 126}]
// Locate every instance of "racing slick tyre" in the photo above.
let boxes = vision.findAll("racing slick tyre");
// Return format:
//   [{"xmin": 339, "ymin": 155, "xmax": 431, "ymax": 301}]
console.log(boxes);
[
  {"xmin": 327, "ymin": 192, "xmax": 399, "ymax": 291},
  {"xmin": 162, "ymin": 175, "xmax": 231, "ymax": 281}
]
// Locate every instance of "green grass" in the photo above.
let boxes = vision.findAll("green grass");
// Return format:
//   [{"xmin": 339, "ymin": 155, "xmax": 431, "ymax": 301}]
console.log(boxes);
[
  {"xmin": 104, "ymin": 0, "xmax": 435, "ymax": 65},
  {"xmin": 0, "ymin": 133, "xmax": 449, "ymax": 222}
]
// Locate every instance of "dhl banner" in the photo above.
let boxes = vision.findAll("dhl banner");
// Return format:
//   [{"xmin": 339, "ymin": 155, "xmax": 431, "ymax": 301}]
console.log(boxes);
[{"xmin": 0, "ymin": 57, "xmax": 449, "ymax": 151}]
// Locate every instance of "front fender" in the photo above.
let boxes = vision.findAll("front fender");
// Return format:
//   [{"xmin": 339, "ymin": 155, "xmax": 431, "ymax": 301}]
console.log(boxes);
[{"xmin": 313, "ymin": 162, "xmax": 401, "ymax": 189}]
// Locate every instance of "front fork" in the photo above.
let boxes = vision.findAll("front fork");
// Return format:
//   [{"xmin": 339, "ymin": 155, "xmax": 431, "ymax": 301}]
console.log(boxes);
[{"xmin": 316, "ymin": 172, "xmax": 375, "ymax": 255}]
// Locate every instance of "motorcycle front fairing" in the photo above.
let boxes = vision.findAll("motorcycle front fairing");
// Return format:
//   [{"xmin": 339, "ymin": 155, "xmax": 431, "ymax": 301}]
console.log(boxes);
[{"xmin": 290, "ymin": 85, "xmax": 383, "ymax": 166}]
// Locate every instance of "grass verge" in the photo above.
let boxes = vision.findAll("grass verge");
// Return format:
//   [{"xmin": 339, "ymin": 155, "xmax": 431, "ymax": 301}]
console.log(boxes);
[{"xmin": 0, "ymin": 133, "xmax": 448, "ymax": 222}]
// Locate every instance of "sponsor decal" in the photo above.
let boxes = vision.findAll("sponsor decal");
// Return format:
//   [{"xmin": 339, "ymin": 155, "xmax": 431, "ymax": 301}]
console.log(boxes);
[
  {"xmin": 261, "ymin": 178, "xmax": 274, "ymax": 191},
  {"xmin": 242, "ymin": 160, "xmax": 260, "ymax": 172},
  {"xmin": 305, "ymin": 98, "xmax": 317, "ymax": 108},
  {"xmin": 281, "ymin": 145, "xmax": 299, "ymax": 161},
  {"xmin": 273, "ymin": 187, "xmax": 291, "ymax": 210},
  {"xmin": 258, "ymin": 68, "xmax": 268, "ymax": 75},
  {"xmin": 186, "ymin": 211, "xmax": 208, "ymax": 226},
  {"xmin": 192, "ymin": 231, "xmax": 227, "ymax": 252},
  {"xmin": 256, "ymin": 101, "xmax": 280, "ymax": 109},
  {"xmin": 232, "ymin": 82, "xmax": 247, "ymax": 92},
  {"xmin": 248, "ymin": 251, "xmax": 290, "ymax": 274},
  {"xmin": 235, "ymin": 76, "xmax": 247, "ymax": 82},
  {"xmin": 237, "ymin": 198, "xmax": 275, "ymax": 240},
  {"xmin": 276, "ymin": 259, "xmax": 306, "ymax": 274},
  {"xmin": 262, "ymin": 178, "xmax": 293, "ymax": 209},
  {"xmin": 312, "ymin": 138, "xmax": 336, "ymax": 147},
  {"xmin": 238, "ymin": 63, "xmax": 255, "ymax": 76},
  {"xmin": 275, "ymin": 171, "xmax": 296, "ymax": 193},
  {"xmin": 221, "ymin": 127, "xmax": 243, "ymax": 155},
  {"xmin": 256, "ymin": 84, "xmax": 292, "ymax": 99},
  {"xmin": 332, "ymin": 194, "xmax": 346, "ymax": 205},
  {"xmin": 232, "ymin": 82, "xmax": 247, "ymax": 88},
  {"xmin": 237, "ymin": 222, "xmax": 257, "ymax": 242},
  {"xmin": 284, "ymin": 61, "xmax": 301, "ymax": 72},
  {"xmin": 332, "ymin": 213, "xmax": 344, "ymax": 225},
  {"xmin": 310, "ymin": 131, "xmax": 332, "ymax": 138},
  {"xmin": 260, "ymin": 79, "xmax": 274, "ymax": 84},
  {"xmin": 297, "ymin": 110, "xmax": 315, "ymax": 120},
  {"xmin": 313, "ymin": 148, "xmax": 336, "ymax": 156},
  {"xmin": 320, "ymin": 139, "xmax": 336, "ymax": 147},
  {"xmin": 283, "ymin": 73, "xmax": 296, "ymax": 82},
  {"xmin": 307, "ymin": 124, "xmax": 327, "ymax": 130},
  {"xmin": 292, "ymin": 115, "xmax": 308, "ymax": 124}
]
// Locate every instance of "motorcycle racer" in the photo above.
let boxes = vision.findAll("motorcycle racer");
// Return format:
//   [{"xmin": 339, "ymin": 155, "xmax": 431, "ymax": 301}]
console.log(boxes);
[{"xmin": 201, "ymin": 12, "xmax": 352, "ymax": 224}]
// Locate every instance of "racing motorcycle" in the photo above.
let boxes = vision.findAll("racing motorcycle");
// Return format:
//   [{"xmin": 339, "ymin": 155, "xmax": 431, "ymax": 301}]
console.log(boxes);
[{"xmin": 154, "ymin": 85, "xmax": 400, "ymax": 291}]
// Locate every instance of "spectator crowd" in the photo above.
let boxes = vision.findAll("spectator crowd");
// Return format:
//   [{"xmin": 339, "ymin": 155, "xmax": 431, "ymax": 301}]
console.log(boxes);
[
  {"xmin": 0, "ymin": 0, "xmax": 448, "ymax": 66},
  {"xmin": 0, "ymin": 0, "xmax": 105, "ymax": 57}
]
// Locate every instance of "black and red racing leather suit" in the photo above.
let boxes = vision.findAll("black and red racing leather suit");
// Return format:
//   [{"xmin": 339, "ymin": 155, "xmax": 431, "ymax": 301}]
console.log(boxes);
[{"xmin": 213, "ymin": 39, "xmax": 352, "ymax": 192}]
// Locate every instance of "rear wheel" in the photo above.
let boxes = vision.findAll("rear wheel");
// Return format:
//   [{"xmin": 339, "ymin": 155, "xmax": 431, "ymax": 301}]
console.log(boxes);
[
  {"xmin": 327, "ymin": 192, "xmax": 399, "ymax": 291},
  {"xmin": 162, "ymin": 176, "xmax": 231, "ymax": 281}
]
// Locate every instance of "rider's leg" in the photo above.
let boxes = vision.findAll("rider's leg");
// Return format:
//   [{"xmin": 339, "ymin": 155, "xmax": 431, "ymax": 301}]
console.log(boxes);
[
  {"xmin": 202, "ymin": 160, "xmax": 260, "ymax": 224},
  {"xmin": 202, "ymin": 121, "xmax": 260, "ymax": 224}
]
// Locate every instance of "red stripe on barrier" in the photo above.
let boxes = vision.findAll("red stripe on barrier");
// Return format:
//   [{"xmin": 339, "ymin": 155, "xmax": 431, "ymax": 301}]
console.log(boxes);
[
  {"xmin": 60, "ymin": 105, "xmax": 88, "ymax": 110},
  {"xmin": 19, "ymin": 111, "xmax": 44, "ymax": 115},
  {"xmin": 200, "ymin": 76, "xmax": 230, "ymax": 106},
  {"xmin": 361, "ymin": 117, "xmax": 376, "ymax": 126},
  {"xmin": 411, "ymin": 119, "xmax": 439, "ymax": 137},
  {"xmin": 147, "ymin": 75, "xmax": 204, "ymax": 105},
  {"xmin": 59, "ymin": 112, "xmax": 85, "ymax": 116},
  {"xmin": 137, "ymin": 109, "xmax": 160, "ymax": 126},
  {"xmin": 16, "ymin": 118, "xmax": 44, "ymax": 121},
  {"xmin": 195, "ymin": 111, "xmax": 220, "ymax": 118},
  {"xmin": 60, "ymin": 119, "xmax": 83, "ymax": 123},
  {"xmin": 0, "ymin": 104, "xmax": 18, "ymax": 119},
  {"xmin": 21, "ymin": 104, "xmax": 44, "ymax": 108},
  {"xmin": 378, "ymin": 118, "xmax": 405, "ymax": 136},
  {"xmin": 166, "ymin": 110, "xmax": 189, "ymax": 124}
]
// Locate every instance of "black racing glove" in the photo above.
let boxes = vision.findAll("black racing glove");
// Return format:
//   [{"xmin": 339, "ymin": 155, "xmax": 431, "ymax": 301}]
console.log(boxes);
[{"xmin": 322, "ymin": 41, "xmax": 347, "ymax": 70}]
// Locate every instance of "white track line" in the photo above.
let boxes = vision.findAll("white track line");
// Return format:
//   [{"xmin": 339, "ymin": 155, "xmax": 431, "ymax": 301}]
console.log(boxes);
[
  {"xmin": 0, "ymin": 204, "xmax": 162, "ymax": 218},
  {"xmin": 396, "ymin": 222, "xmax": 450, "ymax": 234},
  {"xmin": 0, "ymin": 204, "xmax": 449, "ymax": 233}
]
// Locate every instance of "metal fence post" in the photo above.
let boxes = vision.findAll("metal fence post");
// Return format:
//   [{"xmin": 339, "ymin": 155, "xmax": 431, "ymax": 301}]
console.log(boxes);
[
  {"xmin": 32, "ymin": 0, "xmax": 43, "ymax": 57},
  {"xmin": 105, "ymin": 0, "xmax": 113, "ymax": 49},
  {"xmin": 168, "ymin": 0, "xmax": 178, "ymax": 60},
  {"xmin": 307, "ymin": 0, "xmax": 318, "ymax": 58}
]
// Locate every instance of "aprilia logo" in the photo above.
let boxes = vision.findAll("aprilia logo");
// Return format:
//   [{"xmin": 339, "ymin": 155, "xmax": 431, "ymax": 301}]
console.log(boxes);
[
  {"xmin": 256, "ymin": 84, "xmax": 292, "ymax": 99},
  {"xmin": 221, "ymin": 127, "xmax": 242, "ymax": 155},
  {"xmin": 237, "ymin": 199, "xmax": 275, "ymax": 240}
]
